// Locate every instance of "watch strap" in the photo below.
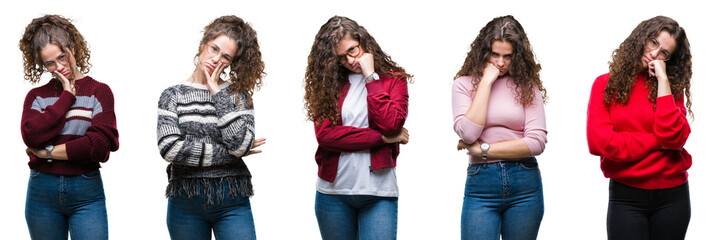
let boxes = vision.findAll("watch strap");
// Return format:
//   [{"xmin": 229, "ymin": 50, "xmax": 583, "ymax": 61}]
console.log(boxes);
[
  {"xmin": 363, "ymin": 72, "xmax": 380, "ymax": 83},
  {"xmin": 44, "ymin": 145, "xmax": 54, "ymax": 162}
]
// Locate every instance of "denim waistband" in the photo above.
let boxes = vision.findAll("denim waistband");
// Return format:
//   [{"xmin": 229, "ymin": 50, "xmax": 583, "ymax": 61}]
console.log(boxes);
[
  {"xmin": 31, "ymin": 169, "xmax": 100, "ymax": 177},
  {"xmin": 470, "ymin": 157, "xmax": 537, "ymax": 166}
]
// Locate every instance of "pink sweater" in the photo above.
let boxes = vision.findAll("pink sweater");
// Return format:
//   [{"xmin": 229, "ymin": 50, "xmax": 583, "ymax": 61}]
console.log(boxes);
[{"xmin": 452, "ymin": 76, "xmax": 547, "ymax": 163}]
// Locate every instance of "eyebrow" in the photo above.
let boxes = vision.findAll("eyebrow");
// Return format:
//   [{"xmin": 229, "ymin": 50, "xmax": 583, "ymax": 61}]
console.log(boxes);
[
  {"xmin": 211, "ymin": 44, "xmax": 234, "ymax": 58},
  {"xmin": 491, "ymin": 52, "xmax": 513, "ymax": 56},
  {"xmin": 44, "ymin": 53, "xmax": 66, "ymax": 63},
  {"xmin": 338, "ymin": 44, "xmax": 358, "ymax": 56}
]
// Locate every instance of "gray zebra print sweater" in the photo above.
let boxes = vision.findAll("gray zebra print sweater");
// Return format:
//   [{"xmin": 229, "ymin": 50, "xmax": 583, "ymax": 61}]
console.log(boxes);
[{"xmin": 157, "ymin": 82, "xmax": 254, "ymax": 204}]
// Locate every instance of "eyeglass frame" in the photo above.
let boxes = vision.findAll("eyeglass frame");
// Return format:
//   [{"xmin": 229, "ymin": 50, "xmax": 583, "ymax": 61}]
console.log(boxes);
[
  {"xmin": 43, "ymin": 51, "xmax": 70, "ymax": 72},
  {"xmin": 645, "ymin": 37, "xmax": 673, "ymax": 61},
  {"xmin": 337, "ymin": 44, "xmax": 362, "ymax": 65},
  {"xmin": 205, "ymin": 43, "xmax": 234, "ymax": 65}
]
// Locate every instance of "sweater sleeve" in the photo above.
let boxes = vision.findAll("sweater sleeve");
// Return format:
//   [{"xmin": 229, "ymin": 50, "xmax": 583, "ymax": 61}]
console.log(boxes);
[
  {"xmin": 586, "ymin": 75, "xmax": 661, "ymax": 162},
  {"xmin": 314, "ymin": 117, "xmax": 385, "ymax": 152},
  {"xmin": 21, "ymin": 90, "xmax": 76, "ymax": 148},
  {"xmin": 156, "ymin": 87, "xmax": 249, "ymax": 167},
  {"xmin": 522, "ymin": 88, "xmax": 547, "ymax": 156},
  {"xmin": 365, "ymin": 74, "xmax": 408, "ymax": 135},
  {"xmin": 452, "ymin": 77, "xmax": 484, "ymax": 144},
  {"xmin": 653, "ymin": 94, "xmax": 690, "ymax": 149},
  {"xmin": 64, "ymin": 84, "xmax": 119, "ymax": 162},
  {"xmin": 211, "ymin": 90, "xmax": 255, "ymax": 157}
]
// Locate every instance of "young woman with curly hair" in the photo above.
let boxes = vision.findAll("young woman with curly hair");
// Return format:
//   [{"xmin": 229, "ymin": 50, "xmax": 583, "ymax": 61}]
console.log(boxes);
[
  {"xmin": 19, "ymin": 14, "xmax": 119, "ymax": 240},
  {"xmin": 452, "ymin": 15, "xmax": 547, "ymax": 240},
  {"xmin": 586, "ymin": 16, "xmax": 692, "ymax": 240},
  {"xmin": 156, "ymin": 15, "xmax": 265, "ymax": 240},
  {"xmin": 304, "ymin": 15, "xmax": 411, "ymax": 240}
]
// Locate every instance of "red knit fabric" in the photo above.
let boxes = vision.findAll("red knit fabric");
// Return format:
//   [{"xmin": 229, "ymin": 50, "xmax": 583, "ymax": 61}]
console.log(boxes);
[
  {"xmin": 587, "ymin": 73, "xmax": 691, "ymax": 189},
  {"xmin": 314, "ymin": 72, "xmax": 408, "ymax": 183},
  {"xmin": 21, "ymin": 76, "xmax": 119, "ymax": 175}
]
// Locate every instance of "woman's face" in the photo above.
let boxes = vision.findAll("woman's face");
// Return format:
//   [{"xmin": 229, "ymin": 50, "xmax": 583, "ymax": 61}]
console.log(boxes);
[
  {"xmin": 40, "ymin": 43, "xmax": 77, "ymax": 80},
  {"xmin": 335, "ymin": 35, "xmax": 364, "ymax": 73},
  {"xmin": 489, "ymin": 40, "xmax": 513, "ymax": 76},
  {"xmin": 641, "ymin": 31, "xmax": 676, "ymax": 69},
  {"xmin": 199, "ymin": 34, "xmax": 237, "ymax": 76}
]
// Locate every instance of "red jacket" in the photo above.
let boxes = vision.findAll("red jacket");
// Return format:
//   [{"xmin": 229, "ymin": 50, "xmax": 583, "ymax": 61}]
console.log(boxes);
[
  {"xmin": 314, "ymin": 72, "xmax": 408, "ymax": 182},
  {"xmin": 586, "ymin": 73, "xmax": 691, "ymax": 189}
]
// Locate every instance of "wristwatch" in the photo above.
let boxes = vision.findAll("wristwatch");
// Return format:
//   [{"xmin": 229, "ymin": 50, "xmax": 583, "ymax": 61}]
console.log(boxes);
[
  {"xmin": 480, "ymin": 143, "xmax": 490, "ymax": 161},
  {"xmin": 363, "ymin": 72, "xmax": 380, "ymax": 83},
  {"xmin": 44, "ymin": 145, "xmax": 54, "ymax": 162}
]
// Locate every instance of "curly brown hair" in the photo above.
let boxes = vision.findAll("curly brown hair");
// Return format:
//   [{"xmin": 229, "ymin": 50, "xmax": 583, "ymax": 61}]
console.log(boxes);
[
  {"xmin": 455, "ymin": 15, "xmax": 546, "ymax": 106},
  {"xmin": 304, "ymin": 16, "xmax": 413, "ymax": 126},
  {"xmin": 19, "ymin": 14, "xmax": 91, "ymax": 84},
  {"xmin": 197, "ymin": 15, "xmax": 265, "ymax": 106},
  {"xmin": 606, "ymin": 16, "xmax": 692, "ymax": 117}
]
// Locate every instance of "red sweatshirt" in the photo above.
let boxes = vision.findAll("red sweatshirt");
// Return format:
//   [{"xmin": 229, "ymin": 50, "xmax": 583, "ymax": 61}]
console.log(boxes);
[
  {"xmin": 314, "ymin": 72, "xmax": 408, "ymax": 183},
  {"xmin": 21, "ymin": 76, "xmax": 119, "ymax": 175},
  {"xmin": 587, "ymin": 73, "xmax": 691, "ymax": 189}
]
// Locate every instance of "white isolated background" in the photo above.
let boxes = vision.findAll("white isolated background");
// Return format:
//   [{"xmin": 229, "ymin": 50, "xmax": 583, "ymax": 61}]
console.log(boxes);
[{"xmin": 1, "ymin": 0, "xmax": 710, "ymax": 239}]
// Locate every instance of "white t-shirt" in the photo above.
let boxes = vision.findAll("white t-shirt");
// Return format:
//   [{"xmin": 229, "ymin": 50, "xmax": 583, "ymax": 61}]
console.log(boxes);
[{"xmin": 316, "ymin": 73, "xmax": 399, "ymax": 197}]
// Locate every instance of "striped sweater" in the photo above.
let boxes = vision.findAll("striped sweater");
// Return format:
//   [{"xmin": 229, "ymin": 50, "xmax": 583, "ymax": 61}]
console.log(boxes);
[
  {"xmin": 21, "ymin": 76, "xmax": 119, "ymax": 175},
  {"xmin": 157, "ymin": 81, "xmax": 255, "ymax": 203}
]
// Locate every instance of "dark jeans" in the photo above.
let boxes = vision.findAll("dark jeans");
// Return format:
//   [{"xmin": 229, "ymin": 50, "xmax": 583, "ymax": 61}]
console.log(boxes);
[{"xmin": 607, "ymin": 179, "xmax": 690, "ymax": 240}]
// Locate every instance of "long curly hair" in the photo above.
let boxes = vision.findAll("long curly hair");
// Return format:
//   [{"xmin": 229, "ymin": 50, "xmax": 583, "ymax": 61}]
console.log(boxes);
[
  {"xmin": 606, "ymin": 16, "xmax": 692, "ymax": 117},
  {"xmin": 197, "ymin": 15, "xmax": 265, "ymax": 106},
  {"xmin": 304, "ymin": 16, "xmax": 412, "ymax": 126},
  {"xmin": 19, "ymin": 14, "xmax": 91, "ymax": 84},
  {"xmin": 455, "ymin": 15, "xmax": 546, "ymax": 106}
]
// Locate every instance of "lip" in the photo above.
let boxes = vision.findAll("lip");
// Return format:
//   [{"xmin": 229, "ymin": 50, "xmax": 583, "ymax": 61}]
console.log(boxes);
[
  {"xmin": 643, "ymin": 56, "xmax": 652, "ymax": 63},
  {"xmin": 204, "ymin": 62, "xmax": 216, "ymax": 72},
  {"xmin": 58, "ymin": 70, "xmax": 71, "ymax": 78},
  {"xmin": 351, "ymin": 63, "xmax": 361, "ymax": 70}
]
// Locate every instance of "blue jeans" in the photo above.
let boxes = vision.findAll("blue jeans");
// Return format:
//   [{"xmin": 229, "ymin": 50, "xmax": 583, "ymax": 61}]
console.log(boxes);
[
  {"xmin": 167, "ymin": 180, "xmax": 256, "ymax": 240},
  {"xmin": 315, "ymin": 191, "xmax": 398, "ymax": 240},
  {"xmin": 461, "ymin": 158, "xmax": 544, "ymax": 240},
  {"xmin": 25, "ymin": 169, "xmax": 108, "ymax": 240}
]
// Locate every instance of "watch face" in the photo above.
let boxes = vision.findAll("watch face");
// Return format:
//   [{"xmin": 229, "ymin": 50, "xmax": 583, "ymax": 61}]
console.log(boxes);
[{"xmin": 481, "ymin": 143, "xmax": 489, "ymax": 150}]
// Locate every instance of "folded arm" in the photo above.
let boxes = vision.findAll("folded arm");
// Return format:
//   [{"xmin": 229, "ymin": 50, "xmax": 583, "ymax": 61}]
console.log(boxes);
[{"xmin": 366, "ymin": 75, "xmax": 408, "ymax": 135}]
